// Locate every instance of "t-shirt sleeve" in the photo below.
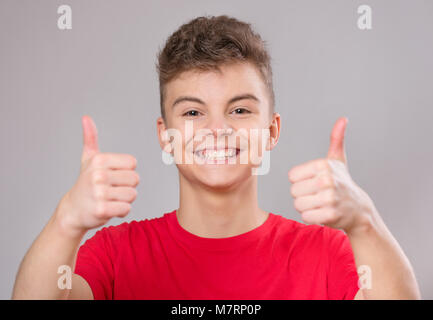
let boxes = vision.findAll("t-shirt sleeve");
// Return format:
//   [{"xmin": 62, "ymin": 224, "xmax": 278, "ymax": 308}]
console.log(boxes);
[
  {"xmin": 74, "ymin": 228, "xmax": 115, "ymax": 300},
  {"xmin": 326, "ymin": 228, "xmax": 360, "ymax": 300}
]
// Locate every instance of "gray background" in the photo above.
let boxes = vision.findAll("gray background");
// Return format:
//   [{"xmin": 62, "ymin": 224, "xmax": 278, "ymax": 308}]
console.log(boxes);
[{"xmin": 1, "ymin": 0, "xmax": 432, "ymax": 299}]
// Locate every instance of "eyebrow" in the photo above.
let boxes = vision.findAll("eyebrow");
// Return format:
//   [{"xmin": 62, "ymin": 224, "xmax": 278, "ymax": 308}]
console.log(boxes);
[{"xmin": 171, "ymin": 93, "xmax": 260, "ymax": 109}]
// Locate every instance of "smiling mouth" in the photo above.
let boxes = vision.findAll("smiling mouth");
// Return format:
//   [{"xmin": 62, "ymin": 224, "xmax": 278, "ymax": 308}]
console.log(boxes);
[{"xmin": 194, "ymin": 148, "xmax": 241, "ymax": 162}]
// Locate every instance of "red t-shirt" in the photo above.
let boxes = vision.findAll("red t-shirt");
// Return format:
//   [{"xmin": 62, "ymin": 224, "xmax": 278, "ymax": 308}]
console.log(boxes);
[{"xmin": 74, "ymin": 210, "xmax": 360, "ymax": 300}]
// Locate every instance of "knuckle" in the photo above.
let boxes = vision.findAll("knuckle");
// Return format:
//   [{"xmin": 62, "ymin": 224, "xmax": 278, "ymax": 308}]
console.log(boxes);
[
  {"xmin": 129, "ymin": 188, "xmax": 137, "ymax": 202},
  {"xmin": 92, "ymin": 154, "xmax": 106, "ymax": 168},
  {"xmin": 290, "ymin": 184, "xmax": 297, "ymax": 197},
  {"xmin": 134, "ymin": 172, "xmax": 140, "ymax": 186},
  {"xmin": 288, "ymin": 170, "xmax": 295, "ymax": 182},
  {"xmin": 324, "ymin": 189, "xmax": 337, "ymax": 206},
  {"xmin": 288, "ymin": 167, "xmax": 300, "ymax": 183},
  {"xmin": 95, "ymin": 202, "xmax": 107, "ymax": 218},
  {"xmin": 92, "ymin": 169, "xmax": 107, "ymax": 184},
  {"xmin": 126, "ymin": 202, "xmax": 132, "ymax": 210},
  {"xmin": 293, "ymin": 198, "xmax": 302, "ymax": 211},
  {"xmin": 315, "ymin": 159, "xmax": 325, "ymax": 171},
  {"xmin": 318, "ymin": 174, "xmax": 334, "ymax": 189},
  {"xmin": 129, "ymin": 156, "xmax": 137, "ymax": 169},
  {"xmin": 316, "ymin": 159, "xmax": 331, "ymax": 173},
  {"xmin": 119, "ymin": 203, "xmax": 131, "ymax": 217},
  {"xmin": 93, "ymin": 185, "xmax": 107, "ymax": 200}
]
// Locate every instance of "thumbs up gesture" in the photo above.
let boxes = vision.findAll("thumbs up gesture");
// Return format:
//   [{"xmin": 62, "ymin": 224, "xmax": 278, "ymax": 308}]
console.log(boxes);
[
  {"xmin": 57, "ymin": 115, "xmax": 140, "ymax": 237},
  {"xmin": 288, "ymin": 117, "xmax": 377, "ymax": 234}
]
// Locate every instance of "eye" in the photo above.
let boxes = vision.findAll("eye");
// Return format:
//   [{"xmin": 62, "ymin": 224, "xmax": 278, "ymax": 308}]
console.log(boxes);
[
  {"xmin": 182, "ymin": 110, "xmax": 201, "ymax": 117},
  {"xmin": 231, "ymin": 107, "xmax": 251, "ymax": 115}
]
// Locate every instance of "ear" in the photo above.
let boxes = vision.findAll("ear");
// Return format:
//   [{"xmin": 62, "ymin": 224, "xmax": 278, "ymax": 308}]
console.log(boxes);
[
  {"xmin": 265, "ymin": 112, "xmax": 281, "ymax": 151},
  {"xmin": 156, "ymin": 117, "xmax": 173, "ymax": 154}
]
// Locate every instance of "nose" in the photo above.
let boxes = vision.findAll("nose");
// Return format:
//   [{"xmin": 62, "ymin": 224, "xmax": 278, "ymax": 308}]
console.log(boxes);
[
  {"xmin": 205, "ymin": 114, "xmax": 233, "ymax": 137},
  {"xmin": 197, "ymin": 114, "xmax": 234, "ymax": 149}
]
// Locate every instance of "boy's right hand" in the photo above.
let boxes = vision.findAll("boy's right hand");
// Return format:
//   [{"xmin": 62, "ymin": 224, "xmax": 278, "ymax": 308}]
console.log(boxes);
[{"xmin": 56, "ymin": 115, "xmax": 140, "ymax": 237}]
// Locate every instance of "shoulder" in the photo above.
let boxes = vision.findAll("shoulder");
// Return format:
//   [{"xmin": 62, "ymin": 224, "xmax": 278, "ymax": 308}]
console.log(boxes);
[
  {"xmin": 85, "ymin": 210, "xmax": 174, "ymax": 246},
  {"xmin": 271, "ymin": 213, "xmax": 348, "ymax": 250}
]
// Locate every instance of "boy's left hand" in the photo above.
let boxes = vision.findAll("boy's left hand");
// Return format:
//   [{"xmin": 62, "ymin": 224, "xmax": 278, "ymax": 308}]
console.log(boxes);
[{"xmin": 288, "ymin": 117, "xmax": 377, "ymax": 235}]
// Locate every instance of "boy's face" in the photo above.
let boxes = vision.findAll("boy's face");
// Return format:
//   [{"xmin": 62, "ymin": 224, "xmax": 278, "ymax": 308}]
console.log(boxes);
[{"xmin": 157, "ymin": 61, "xmax": 280, "ymax": 190}]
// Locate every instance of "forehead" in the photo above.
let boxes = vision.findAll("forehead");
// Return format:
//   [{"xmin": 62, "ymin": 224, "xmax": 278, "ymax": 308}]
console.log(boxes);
[{"xmin": 165, "ymin": 61, "xmax": 267, "ymax": 103}]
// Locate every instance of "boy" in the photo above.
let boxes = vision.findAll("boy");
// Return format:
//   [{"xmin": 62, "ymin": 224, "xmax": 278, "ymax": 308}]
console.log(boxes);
[{"xmin": 12, "ymin": 15, "xmax": 420, "ymax": 299}]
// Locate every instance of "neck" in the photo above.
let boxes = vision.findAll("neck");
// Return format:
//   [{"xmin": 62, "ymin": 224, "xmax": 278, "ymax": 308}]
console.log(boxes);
[{"xmin": 177, "ymin": 174, "xmax": 268, "ymax": 238}]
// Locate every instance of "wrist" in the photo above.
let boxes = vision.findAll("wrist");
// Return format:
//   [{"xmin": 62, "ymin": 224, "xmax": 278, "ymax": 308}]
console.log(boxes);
[
  {"xmin": 52, "ymin": 193, "xmax": 87, "ymax": 240},
  {"xmin": 345, "ymin": 207, "xmax": 383, "ymax": 239},
  {"xmin": 344, "ymin": 187, "xmax": 387, "ymax": 238}
]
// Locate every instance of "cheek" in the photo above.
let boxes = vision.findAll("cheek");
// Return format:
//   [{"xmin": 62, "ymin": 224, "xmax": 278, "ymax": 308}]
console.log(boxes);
[
  {"xmin": 247, "ymin": 128, "xmax": 270, "ymax": 161},
  {"xmin": 163, "ymin": 126, "xmax": 187, "ymax": 164}
]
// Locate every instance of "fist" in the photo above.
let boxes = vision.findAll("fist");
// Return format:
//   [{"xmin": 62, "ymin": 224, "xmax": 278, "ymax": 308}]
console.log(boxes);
[
  {"xmin": 288, "ymin": 117, "xmax": 376, "ymax": 234},
  {"xmin": 58, "ymin": 115, "xmax": 140, "ymax": 236}
]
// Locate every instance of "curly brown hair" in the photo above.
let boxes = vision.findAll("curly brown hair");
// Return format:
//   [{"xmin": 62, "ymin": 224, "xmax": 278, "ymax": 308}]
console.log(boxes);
[{"xmin": 155, "ymin": 15, "xmax": 275, "ymax": 120}]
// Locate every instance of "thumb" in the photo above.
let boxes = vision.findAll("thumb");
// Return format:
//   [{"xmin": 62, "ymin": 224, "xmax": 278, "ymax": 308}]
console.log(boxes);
[
  {"xmin": 327, "ymin": 117, "xmax": 348, "ymax": 165},
  {"xmin": 81, "ymin": 115, "xmax": 99, "ymax": 165}
]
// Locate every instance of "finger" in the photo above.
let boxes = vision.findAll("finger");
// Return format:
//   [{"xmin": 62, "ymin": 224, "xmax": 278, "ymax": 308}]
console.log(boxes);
[
  {"xmin": 327, "ymin": 117, "xmax": 348, "ymax": 165},
  {"xmin": 290, "ymin": 178, "xmax": 316, "ymax": 198},
  {"xmin": 81, "ymin": 115, "xmax": 99, "ymax": 164},
  {"xmin": 288, "ymin": 159, "xmax": 329, "ymax": 183},
  {"xmin": 105, "ymin": 186, "xmax": 137, "ymax": 202},
  {"xmin": 97, "ymin": 201, "xmax": 131, "ymax": 219},
  {"xmin": 92, "ymin": 153, "xmax": 137, "ymax": 170},
  {"xmin": 110, "ymin": 170, "xmax": 140, "ymax": 187},
  {"xmin": 293, "ymin": 188, "xmax": 336, "ymax": 212},
  {"xmin": 301, "ymin": 207, "xmax": 336, "ymax": 225},
  {"xmin": 93, "ymin": 170, "xmax": 140, "ymax": 187},
  {"xmin": 290, "ymin": 173, "xmax": 335, "ymax": 198}
]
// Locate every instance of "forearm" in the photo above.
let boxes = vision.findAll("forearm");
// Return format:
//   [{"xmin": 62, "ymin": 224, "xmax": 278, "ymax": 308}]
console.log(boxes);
[
  {"xmin": 12, "ymin": 197, "xmax": 86, "ymax": 299},
  {"xmin": 347, "ymin": 210, "xmax": 421, "ymax": 300}
]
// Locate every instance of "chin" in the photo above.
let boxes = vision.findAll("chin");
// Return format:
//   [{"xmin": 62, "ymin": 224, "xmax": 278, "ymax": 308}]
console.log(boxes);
[
  {"xmin": 183, "ymin": 164, "xmax": 253, "ymax": 192},
  {"xmin": 194, "ymin": 166, "xmax": 251, "ymax": 190}
]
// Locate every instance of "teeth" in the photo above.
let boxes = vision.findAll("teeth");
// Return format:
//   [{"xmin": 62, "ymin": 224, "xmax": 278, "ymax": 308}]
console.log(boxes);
[{"xmin": 196, "ymin": 149, "xmax": 237, "ymax": 161}]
